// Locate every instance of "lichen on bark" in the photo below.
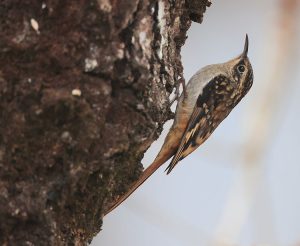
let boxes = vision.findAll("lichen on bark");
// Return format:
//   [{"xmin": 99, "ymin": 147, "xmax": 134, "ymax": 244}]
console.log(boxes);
[{"xmin": 0, "ymin": 0, "xmax": 210, "ymax": 244}]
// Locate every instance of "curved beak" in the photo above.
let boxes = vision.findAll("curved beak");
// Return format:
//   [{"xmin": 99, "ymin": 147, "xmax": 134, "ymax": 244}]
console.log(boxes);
[{"xmin": 241, "ymin": 34, "xmax": 249, "ymax": 58}]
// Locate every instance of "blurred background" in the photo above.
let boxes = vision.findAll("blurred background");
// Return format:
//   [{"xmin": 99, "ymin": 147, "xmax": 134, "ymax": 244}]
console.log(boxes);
[{"xmin": 92, "ymin": 0, "xmax": 300, "ymax": 245}]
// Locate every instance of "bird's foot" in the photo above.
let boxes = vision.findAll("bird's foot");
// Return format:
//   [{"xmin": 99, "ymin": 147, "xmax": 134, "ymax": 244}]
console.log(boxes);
[{"xmin": 169, "ymin": 78, "xmax": 186, "ymax": 106}]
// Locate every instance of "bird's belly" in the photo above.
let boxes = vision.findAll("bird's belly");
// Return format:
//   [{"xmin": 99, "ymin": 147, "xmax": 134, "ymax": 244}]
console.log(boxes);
[{"xmin": 152, "ymin": 102, "xmax": 192, "ymax": 165}]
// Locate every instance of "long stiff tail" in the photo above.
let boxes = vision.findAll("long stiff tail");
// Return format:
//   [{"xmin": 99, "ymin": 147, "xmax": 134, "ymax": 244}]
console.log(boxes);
[{"xmin": 104, "ymin": 160, "xmax": 164, "ymax": 215}]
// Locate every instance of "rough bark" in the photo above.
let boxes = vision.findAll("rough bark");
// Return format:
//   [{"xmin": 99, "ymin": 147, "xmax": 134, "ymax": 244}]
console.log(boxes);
[{"xmin": 0, "ymin": 0, "xmax": 210, "ymax": 245}]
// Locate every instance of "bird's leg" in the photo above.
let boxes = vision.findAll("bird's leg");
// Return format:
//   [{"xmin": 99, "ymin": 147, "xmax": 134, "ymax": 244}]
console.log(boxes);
[
  {"xmin": 169, "ymin": 82, "xmax": 180, "ymax": 106},
  {"xmin": 169, "ymin": 78, "xmax": 187, "ymax": 106},
  {"xmin": 180, "ymin": 77, "xmax": 187, "ymax": 99}
]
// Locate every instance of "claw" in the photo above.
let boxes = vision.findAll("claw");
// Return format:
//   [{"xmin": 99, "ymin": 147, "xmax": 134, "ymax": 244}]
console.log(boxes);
[
  {"xmin": 169, "ymin": 94, "xmax": 178, "ymax": 106},
  {"xmin": 169, "ymin": 78, "xmax": 187, "ymax": 106},
  {"xmin": 169, "ymin": 80, "xmax": 180, "ymax": 106},
  {"xmin": 180, "ymin": 78, "xmax": 187, "ymax": 99}
]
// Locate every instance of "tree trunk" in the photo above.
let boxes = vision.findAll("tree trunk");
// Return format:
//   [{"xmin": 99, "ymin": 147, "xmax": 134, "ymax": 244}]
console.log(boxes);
[{"xmin": 0, "ymin": 0, "xmax": 210, "ymax": 245}]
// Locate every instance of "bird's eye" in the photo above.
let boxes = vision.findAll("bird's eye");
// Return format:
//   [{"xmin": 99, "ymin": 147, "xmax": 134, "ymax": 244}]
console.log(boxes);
[{"xmin": 237, "ymin": 65, "xmax": 246, "ymax": 73}]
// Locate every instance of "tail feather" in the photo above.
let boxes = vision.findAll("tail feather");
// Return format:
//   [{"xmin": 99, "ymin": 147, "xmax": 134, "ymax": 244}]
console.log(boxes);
[
  {"xmin": 104, "ymin": 160, "xmax": 164, "ymax": 215},
  {"xmin": 104, "ymin": 126, "xmax": 181, "ymax": 215}
]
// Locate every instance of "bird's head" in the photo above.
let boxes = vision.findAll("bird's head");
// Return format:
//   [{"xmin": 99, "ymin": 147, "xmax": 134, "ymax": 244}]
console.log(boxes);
[{"xmin": 225, "ymin": 34, "xmax": 254, "ymax": 103}]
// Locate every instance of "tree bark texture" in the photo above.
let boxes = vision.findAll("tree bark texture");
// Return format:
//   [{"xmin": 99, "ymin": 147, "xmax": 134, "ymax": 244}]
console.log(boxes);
[{"xmin": 0, "ymin": 0, "xmax": 210, "ymax": 245}]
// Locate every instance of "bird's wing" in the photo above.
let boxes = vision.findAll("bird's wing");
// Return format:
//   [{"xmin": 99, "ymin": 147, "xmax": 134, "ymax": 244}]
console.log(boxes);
[
  {"xmin": 165, "ymin": 77, "xmax": 217, "ymax": 174},
  {"xmin": 165, "ymin": 106, "xmax": 206, "ymax": 174}
]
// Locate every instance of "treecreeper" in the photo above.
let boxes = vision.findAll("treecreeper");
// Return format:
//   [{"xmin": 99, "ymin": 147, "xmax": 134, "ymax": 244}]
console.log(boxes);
[{"xmin": 105, "ymin": 35, "xmax": 254, "ymax": 215}]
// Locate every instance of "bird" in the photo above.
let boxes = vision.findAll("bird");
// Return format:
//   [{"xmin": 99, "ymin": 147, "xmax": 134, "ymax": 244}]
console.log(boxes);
[{"xmin": 105, "ymin": 35, "xmax": 253, "ymax": 215}]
